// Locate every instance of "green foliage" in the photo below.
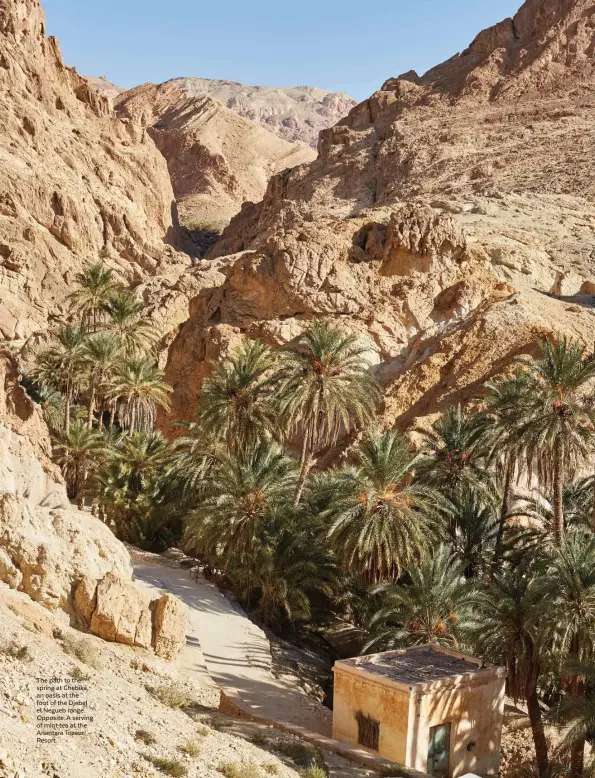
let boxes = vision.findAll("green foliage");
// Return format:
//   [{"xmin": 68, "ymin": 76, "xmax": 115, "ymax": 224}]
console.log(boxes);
[
  {"xmin": 366, "ymin": 546, "xmax": 471, "ymax": 651},
  {"xmin": 322, "ymin": 430, "xmax": 439, "ymax": 583},
  {"xmin": 195, "ymin": 340, "xmax": 279, "ymax": 452}
]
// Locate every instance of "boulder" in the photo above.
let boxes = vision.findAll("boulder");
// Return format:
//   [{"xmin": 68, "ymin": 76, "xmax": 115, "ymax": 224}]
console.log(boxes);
[
  {"xmin": 88, "ymin": 573, "xmax": 153, "ymax": 649},
  {"xmin": 152, "ymin": 594, "xmax": 187, "ymax": 660},
  {"xmin": 73, "ymin": 575, "xmax": 186, "ymax": 658}
]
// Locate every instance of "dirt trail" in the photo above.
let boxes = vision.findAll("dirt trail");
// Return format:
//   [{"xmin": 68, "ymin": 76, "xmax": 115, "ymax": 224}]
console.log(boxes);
[{"xmin": 132, "ymin": 555, "xmax": 332, "ymax": 735}]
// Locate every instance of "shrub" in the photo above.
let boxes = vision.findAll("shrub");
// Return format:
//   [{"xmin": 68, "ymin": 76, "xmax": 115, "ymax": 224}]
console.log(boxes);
[
  {"xmin": 6, "ymin": 643, "xmax": 31, "ymax": 662},
  {"xmin": 196, "ymin": 724, "xmax": 211, "ymax": 736},
  {"xmin": 146, "ymin": 684, "xmax": 195, "ymax": 709},
  {"xmin": 70, "ymin": 666, "xmax": 91, "ymax": 681},
  {"xmin": 201, "ymin": 715, "xmax": 232, "ymax": 731},
  {"xmin": 135, "ymin": 729, "xmax": 156, "ymax": 745},
  {"xmin": 178, "ymin": 739, "xmax": 201, "ymax": 757},
  {"xmin": 60, "ymin": 634, "xmax": 102, "ymax": 670},
  {"xmin": 218, "ymin": 763, "xmax": 261, "ymax": 778},
  {"xmin": 276, "ymin": 741, "xmax": 326, "ymax": 771},
  {"xmin": 250, "ymin": 731, "xmax": 270, "ymax": 748},
  {"xmin": 299, "ymin": 769, "xmax": 327, "ymax": 778},
  {"xmin": 263, "ymin": 766, "xmax": 279, "ymax": 776},
  {"xmin": 144, "ymin": 755, "xmax": 188, "ymax": 777}
]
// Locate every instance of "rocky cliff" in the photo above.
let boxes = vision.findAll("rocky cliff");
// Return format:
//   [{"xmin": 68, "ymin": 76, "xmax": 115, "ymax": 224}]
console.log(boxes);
[
  {"xmin": 161, "ymin": 0, "xmax": 595, "ymax": 432},
  {"xmin": 0, "ymin": 0, "xmax": 185, "ymax": 342},
  {"xmin": 166, "ymin": 77, "xmax": 357, "ymax": 147},
  {"xmin": 116, "ymin": 81, "xmax": 316, "ymax": 230}
]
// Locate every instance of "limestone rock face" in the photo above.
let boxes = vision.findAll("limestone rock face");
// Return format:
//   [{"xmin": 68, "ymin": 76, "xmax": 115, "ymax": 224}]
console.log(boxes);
[
  {"xmin": 0, "ymin": 492, "xmax": 132, "ymax": 611},
  {"xmin": 160, "ymin": 0, "xmax": 595, "ymax": 433},
  {"xmin": 116, "ymin": 81, "xmax": 316, "ymax": 230},
  {"xmin": 0, "ymin": 0, "xmax": 182, "ymax": 341},
  {"xmin": 73, "ymin": 575, "xmax": 187, "ymax": 658},
  {"xmin": 166, "ymin": 78, "xmax": 357, "ymax": 148}
]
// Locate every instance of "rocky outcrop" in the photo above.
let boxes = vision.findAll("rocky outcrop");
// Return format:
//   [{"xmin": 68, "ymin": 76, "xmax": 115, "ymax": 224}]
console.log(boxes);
[
  {"xmin": 165, "ymin": 78, "xmax": 356, "ymax": 148},
  {"xmin": 159, "ymin": 0, "xmax": 595, "ymax": 434},
  {"xmin": 0, "ymin": 493, "xmax": 131, "ymax": 611},
  {"xmin": 73, "ymin": 573, "xmax": 186, "ymax": 658},
  {"xmin": 0, "ymin": 349, "xmax": 186, "ymax": 657},
  {"xmin": 0, "ymin": 0, "xmax": 185, "ymax": 341},
  {"xmin": 116, "ymin": 81, "xmax": 315, "ymax": 230}
]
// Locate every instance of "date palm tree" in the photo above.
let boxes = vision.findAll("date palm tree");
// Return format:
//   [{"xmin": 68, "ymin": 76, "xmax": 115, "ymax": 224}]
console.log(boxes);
[
  {"xmin": 480, "ymin": 369, "xmax": 537, "ymax": 554},
  {"xmin": 68, "ymin": 263, "xmax": 120, "ymax": 332},
  {"xmin": 366, "ymin": 546, "xmax": 471, "ymax": 651},
  {"xmin": 534, "ymin": 530, "xmax": 595, "ymax": 777},
  {"xmin": 324, "ymin": 431, "xmax": 438, "ymax": 584},
  {"xmin": 104, "ymin": 290, "xmax": 158, "ymax": 355},
  {"xmin": 31, "ymin": 324, "xmax": 86, "ymax": 433},
  {"xmin": 509, "ymin": 337, "xmax": 595, "ymax": 546},
  {"xmin": 415, "ymin": 404, "xmax": 491, "ymax": 498},
  {"xmin": 438, "ymin": 486, "xmax": 499, "ymax": 578},
  {"xmin": 80, "ymin": 332, "xmax": 121, "ymax": 429},
  {"xmin": 468, "ymin": 561, "xmax": 548, "ymax": 776},
  {"xmin": 229, "ymin": 520, "xmax": 338, "ymax": 628},
  {"xmin": 184, "ymin": 441, "xmax": 298, "ymax": 565},
  {"xmin": 274, "ymin": 320, "xmax": 380, "ymax": 506},
  {"xmin": 195, "ymin": 340, "xmax": 278, "ymax": 452},
  {"xmin": 109, "ymin": 357, "xmax": 171, "ymax": 433},
  {"xmin": 557, "ymin": 661, "xmax": 595, "ymax": 777},
  {"xmin": 52, "ymin": 420, "xmax": 107, "ymax": 508}
]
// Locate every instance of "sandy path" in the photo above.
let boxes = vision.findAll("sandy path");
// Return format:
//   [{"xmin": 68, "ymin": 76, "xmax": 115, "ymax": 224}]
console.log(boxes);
[{"xmin": 132, "ymin": 556, "xmax": 332, "ymax": 737}]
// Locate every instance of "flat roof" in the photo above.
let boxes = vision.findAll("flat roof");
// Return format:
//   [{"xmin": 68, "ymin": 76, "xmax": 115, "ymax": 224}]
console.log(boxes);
[{"xmin": 336, "ymin": 644, "xmax": 499, "ymax": 688}]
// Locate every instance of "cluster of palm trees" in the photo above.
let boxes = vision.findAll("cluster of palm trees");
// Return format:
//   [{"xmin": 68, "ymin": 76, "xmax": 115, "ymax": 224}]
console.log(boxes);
[
  {"xmin": 29, "ymin": 264, "xmax": 173, "ymax": 523},
  {"xmin": 29, "ymin": 266, "xmax": 595, "ymax": 775},
  {"xmin": 175, "ymin": 330, "xmax": 595, "ymax": 777}
]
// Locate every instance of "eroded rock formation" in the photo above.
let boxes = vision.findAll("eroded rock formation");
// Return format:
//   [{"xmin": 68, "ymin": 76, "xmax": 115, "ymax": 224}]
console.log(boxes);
[
  {"xmin": 160, "ymin": 0, "xmax": 595, "ymax": 433},
  {"xmin": 74, "ymin": 573, "xmax": 186, "ymax": 658},
  {"xmin": 116, "ymin": 81, "xmax": 316, "ymax": 230},
  {"xmin": 164, "ymin": 78, "xmax": 357, "ymax": 148},
  {"xmin": 0, "ymin": 0, "xmax": 185, "ymax": 341}
]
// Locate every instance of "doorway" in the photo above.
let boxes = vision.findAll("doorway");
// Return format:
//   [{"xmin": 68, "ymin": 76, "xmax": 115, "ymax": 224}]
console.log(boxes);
[{"xmin": 428, "ymin": 723, "xmax": 451, "ymax": 778}]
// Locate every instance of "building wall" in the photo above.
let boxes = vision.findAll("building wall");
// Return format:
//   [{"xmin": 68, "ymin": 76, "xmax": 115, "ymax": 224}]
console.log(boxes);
[
  {"xmin": 408, "ymin": 676, "xmax": 506, "ymax": 778},
  {"xmin": 332, "ymin": 668, "xmax": 410, "ymax": 765}
]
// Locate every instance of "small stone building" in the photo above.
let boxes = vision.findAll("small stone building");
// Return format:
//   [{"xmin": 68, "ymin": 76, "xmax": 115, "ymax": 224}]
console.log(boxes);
[{"xmin": 332, "ymin": 644, "xmax": 506, "ymax": 778}]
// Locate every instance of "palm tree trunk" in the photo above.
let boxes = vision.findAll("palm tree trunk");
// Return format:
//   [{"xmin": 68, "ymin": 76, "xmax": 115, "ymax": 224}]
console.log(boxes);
[
  {"xmin": 293, "ymin": 433, "xmax": 313, "ymax": 507},
  {"xmin": 570, "ymin": 740, "xmax": 585, "ymax": 778},
  {"xmin": 525, "ymin": 659, "xmax": 549, "ymax": 777},
  {"xmin": 496, "ymin": 456, "xmax": 514, "ymax": 557},
  {"xmin": 553, "ymin": 436, "xmax": 564, "ymax": 546},
  {"xmin": 97, "ymin": 400, "xmax": 104, "ymax": 431},
  {"xmin": 64, "ymin": 394, "xmax": 71, "ymax": 436},
  {"xmin": 109, "ymin": 402, "xmax": 117, "ymax": 428},
  {"xmin": 87, "ymin": 384, "xmax": 96, "ymax": 430}
]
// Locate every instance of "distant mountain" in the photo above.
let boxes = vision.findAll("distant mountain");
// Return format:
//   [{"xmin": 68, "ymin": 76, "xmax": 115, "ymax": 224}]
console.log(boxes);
[
  {"xmin": 116, "ymin": 81, "xmax": 316, "ymax": 229},
  {"xmin": 167, "ymin": 77, "xmax": 357, "ymax": 148},
  {"xmin": 85, "ymin": 75, "xmax": 123, "ymax": 102}
]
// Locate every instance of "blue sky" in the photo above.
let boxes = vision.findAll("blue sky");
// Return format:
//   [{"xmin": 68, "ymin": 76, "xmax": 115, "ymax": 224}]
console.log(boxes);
[{"xmin": 43, "ymin": 0, "xmax": 521, "ymax": 101}]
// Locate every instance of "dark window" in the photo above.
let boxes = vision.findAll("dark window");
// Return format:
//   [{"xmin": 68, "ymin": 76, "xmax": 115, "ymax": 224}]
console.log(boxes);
[{"xmin": 356, "ymin": 712, "xmax": 380, "ymax": 751}]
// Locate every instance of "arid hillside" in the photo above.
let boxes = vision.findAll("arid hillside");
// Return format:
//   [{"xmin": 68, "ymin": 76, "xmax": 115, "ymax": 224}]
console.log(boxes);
[
  {"xmin": 159, "ymin": 0, "xmax": 595, "ymax": 432},
  {"xmin": 117, "ymin": 81, "xmax": 316, "ymax": 230},
  {"xmin": 167, "ymin": 77, "xmax": 356, "ymax": 147},
  {"xmin": 0, "ymin": 0, "xmax": 188, "ymax": 342}
]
